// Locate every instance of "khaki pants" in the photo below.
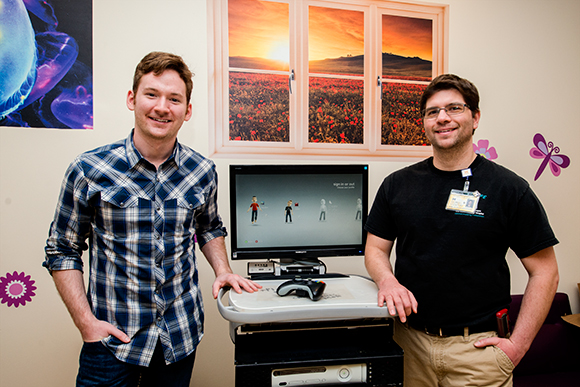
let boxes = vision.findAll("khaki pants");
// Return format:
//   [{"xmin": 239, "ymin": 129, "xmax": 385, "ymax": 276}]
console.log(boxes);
[{"xmin": 393, "ymin": 320, "xmax": 514, "ymax": 387}]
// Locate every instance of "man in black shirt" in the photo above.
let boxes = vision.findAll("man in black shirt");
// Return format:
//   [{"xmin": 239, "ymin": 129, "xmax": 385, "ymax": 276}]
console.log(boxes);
[{"xmin": 365, "ymin": 74, "xmax": 559, "ymax": 386}]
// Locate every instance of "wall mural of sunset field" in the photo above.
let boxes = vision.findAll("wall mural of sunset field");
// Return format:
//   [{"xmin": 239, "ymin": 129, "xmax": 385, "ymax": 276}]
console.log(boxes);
[{"xmin": 228, "ymin": 0, "xmax": 433, "ymax": 146}]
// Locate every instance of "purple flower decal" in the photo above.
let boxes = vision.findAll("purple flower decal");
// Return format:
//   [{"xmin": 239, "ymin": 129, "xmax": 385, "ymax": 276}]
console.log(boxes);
[
  {"xmin": 0, "ymin": 271, "xmax": 37, "ymax": 308},
  {"xmin": 473, "ymin": 139, "xmax": 498, "ymax": 161}
]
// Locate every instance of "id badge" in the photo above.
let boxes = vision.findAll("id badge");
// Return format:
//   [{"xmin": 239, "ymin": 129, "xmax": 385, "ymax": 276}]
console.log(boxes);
[{"xmin": 446, "ymin": 189, "xmax": 480, "ymax": 214}]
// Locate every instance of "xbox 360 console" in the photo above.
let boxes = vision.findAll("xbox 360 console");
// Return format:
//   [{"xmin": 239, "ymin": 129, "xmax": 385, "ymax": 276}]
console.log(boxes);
[{"xmin": 272, "ymin": 363, "xmax": 366, "ymax": 386}]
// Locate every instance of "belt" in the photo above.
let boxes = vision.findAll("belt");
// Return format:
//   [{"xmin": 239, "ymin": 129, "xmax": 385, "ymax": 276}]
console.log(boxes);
[{"xmin": 409, "ymin": 319, "xmax": 497, "ymax": 337}]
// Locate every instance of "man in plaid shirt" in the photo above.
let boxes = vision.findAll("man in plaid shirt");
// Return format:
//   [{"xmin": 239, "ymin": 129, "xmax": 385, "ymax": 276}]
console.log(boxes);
[{"xmin": 44, "ymin": 52, "xmax": 261, "ymax": 386}]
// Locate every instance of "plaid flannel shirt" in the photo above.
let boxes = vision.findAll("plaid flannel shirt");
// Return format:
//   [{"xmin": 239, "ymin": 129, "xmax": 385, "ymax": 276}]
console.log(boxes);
[{"xmin": 44, "ymin": 131, "xmax": 226, "ymax": 366}]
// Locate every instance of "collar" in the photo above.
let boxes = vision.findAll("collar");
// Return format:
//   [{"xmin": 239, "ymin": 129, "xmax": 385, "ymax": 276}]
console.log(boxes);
[
  {"xmin": 428, "ymin": 154, "xmax": 484, "ymax": 177},
  {"xmin": 125, "ymin": 130, "xmax": 182, "ymax": 169}
]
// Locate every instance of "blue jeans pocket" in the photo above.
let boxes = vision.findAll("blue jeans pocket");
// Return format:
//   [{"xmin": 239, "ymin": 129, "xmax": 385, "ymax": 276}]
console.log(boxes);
[{"xmin": 76, "ymin": 342, "xmax": 138, "ymax": 387}]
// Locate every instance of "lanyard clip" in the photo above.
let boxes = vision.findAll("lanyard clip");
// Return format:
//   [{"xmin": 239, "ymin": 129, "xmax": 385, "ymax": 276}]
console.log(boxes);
[{"xmin": 461, "ymin": 168, "xmax": 472, "ymax": 192}]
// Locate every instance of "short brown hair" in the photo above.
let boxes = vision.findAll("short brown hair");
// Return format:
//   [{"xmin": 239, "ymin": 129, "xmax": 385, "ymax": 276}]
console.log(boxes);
[
  {"xmin": 420, "ymin": 74, "xmax": 480, "ymax": 118},
  {"xmin": 132, "ymin": 52, "xmax": 194, "ymax": 104}
]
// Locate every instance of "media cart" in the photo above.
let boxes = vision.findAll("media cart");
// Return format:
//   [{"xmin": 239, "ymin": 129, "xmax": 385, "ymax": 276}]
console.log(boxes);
[{"xmin": 217, "ymin": 275, "xmax": 404, "ymax": 387}]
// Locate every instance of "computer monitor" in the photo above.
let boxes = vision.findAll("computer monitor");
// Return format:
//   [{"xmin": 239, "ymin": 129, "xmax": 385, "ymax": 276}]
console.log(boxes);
[{"xmin": 229, "ymin": 164, "xmax": 368, "ymax": 276}]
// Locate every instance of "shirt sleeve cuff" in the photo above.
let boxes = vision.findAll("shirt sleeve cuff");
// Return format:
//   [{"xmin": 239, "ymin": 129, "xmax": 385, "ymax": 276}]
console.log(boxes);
[
  {"xmin": 196, "ymin": 227, "xmax": 227, "ymax": 249},
  {"xmin": 43, "ymin": 256, "xmax": 84, "ymax": 274}
]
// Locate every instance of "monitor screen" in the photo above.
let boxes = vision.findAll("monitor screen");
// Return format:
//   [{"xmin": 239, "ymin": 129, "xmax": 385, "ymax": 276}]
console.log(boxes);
[{"xmin": 229, "ymin": 164, "xmax": 368, "ymax": 261}]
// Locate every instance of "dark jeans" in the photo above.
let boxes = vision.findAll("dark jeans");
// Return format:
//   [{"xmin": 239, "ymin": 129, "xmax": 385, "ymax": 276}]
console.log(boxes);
[{"xmin": 76, "ymin": 341, "xmax": 196, "ymax": 387}]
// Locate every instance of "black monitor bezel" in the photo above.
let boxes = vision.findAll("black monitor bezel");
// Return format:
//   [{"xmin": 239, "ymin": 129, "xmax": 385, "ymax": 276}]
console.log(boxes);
[{"xmin": 229, "ymin": 164, "xmax": 368, "ymax": 261}]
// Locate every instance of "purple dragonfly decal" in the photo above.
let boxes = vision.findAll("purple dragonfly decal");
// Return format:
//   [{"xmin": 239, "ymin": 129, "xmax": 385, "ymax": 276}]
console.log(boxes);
[{"xmin": 529, "ymin": 133, "xmax": 570, "ymax": 181}]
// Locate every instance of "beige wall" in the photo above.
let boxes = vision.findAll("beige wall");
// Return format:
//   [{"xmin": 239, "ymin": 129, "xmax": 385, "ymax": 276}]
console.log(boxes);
[{"xmin": 1, "ymin": 0, "xmax": 579, "ymax": 386}]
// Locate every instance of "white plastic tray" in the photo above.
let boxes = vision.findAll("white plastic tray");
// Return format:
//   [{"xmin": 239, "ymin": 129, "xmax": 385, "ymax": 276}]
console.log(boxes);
[{"xmin": 217, "ymin": 275, "xmax": 394, "ymax": 324}]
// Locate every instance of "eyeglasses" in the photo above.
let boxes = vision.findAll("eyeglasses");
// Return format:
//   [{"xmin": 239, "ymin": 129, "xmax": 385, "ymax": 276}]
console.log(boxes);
[{"xmin": 423, "ymin": 103, "xmax": 470, "ymax": 120}]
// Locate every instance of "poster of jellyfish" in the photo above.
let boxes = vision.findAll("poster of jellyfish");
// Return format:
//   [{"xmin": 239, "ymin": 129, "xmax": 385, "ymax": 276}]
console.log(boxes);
[{"xmin": 0, "ymin": 0, "xmax": 93, "ymax": 129}]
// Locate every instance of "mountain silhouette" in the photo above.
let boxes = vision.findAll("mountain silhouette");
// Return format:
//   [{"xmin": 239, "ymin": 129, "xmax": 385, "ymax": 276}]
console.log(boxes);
[{"xmin": 229, "ymin": 53, "xmax": 431, "ymax": 78}]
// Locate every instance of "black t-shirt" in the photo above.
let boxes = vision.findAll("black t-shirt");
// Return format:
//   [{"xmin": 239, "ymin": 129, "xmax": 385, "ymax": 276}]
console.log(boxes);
[{"xmin": 365, "ymin": 155, "xmax": 558, "ymax": 327}]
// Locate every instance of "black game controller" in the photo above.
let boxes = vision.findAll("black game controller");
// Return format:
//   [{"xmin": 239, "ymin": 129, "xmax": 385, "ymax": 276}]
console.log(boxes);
[{"xmin": 276, "ymin": 277, "xmax": 326, "ymax": 301}]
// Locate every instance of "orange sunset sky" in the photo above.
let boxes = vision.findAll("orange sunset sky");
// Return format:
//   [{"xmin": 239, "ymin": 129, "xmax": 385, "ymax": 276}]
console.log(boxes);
[{"xmin": 228, "ymin": 0, "xmax": 432, "ymax": 63}]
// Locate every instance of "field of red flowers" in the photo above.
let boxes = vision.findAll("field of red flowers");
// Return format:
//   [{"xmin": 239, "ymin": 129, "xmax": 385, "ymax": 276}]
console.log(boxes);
[
  {"xmin": 308, "ymin": 77, "xmax": 364, "ymax": 144},
  {"xmin": 229, "ymin": 72, "xmax": 430, "ymax": 145},
  {"xmin": 381, "ymin": 81, "xmax": 429, "ymax": 145},
  {"xmin": 229, "ymin": 72, "xmax": 290, "ymax": 142}
]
